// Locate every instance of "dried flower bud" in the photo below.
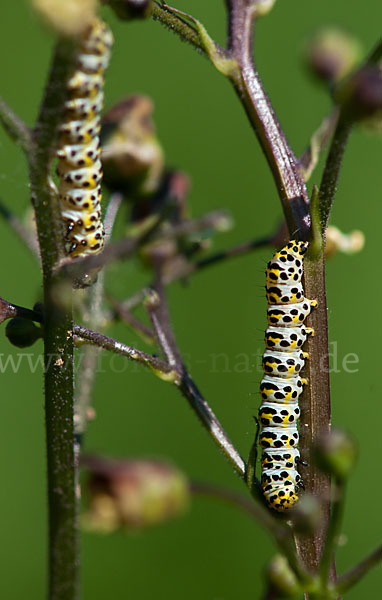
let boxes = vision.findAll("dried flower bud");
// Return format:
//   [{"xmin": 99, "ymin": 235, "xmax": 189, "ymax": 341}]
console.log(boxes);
[
  {"xmin": 255, "ymin": 0, "xmax": 277, "ymax": 17},
  {"xmin": 305, "ymin": 28, "xmax": 362, "ymax": 84},
  {"xmin": 313, "ymin": 429, "xmax": 357, "ymax": 481},
  {"xmin": 82, "ymin": 455, "xmax": 189, "ymax": 532},
  {"xmin": 335, "ymin": 65, "xmax": 382, "ymax": 122},
  {"xmin": 101, "ymin": 95, "xmax": 165, "ymax": 197},
  {"xmin": 5, "ymin": 318, "xmax": 42, "ymax": 348},
  {"xmin": 32, "ymin": 0, "xmax": 98, "ymax": 36},
  {"xmin": 106, "ymin": 0, "xmax": 152, "ymax": 20},
  {"xmin": 325, "ymin": 226, "xmax": 365, "ymax": 259},
  {"xmin": 0, "ymin": 297, "xmax": 17, "ymax": 324},
  {"xmin": 290, "ymin": 495, "xmax": 323, "ymax": 535},
  {"xmin": 265, "ymin": 555, "xmax": 301, "ymax": 597}
]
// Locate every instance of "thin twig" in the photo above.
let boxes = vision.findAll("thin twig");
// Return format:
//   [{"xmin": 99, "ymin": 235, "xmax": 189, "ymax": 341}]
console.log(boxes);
[
  {"xmin": 162, "ymin": 210, "xmax": 232, "ymax": 239},
  {"xmin": 59, "ymin": 208, "xmax": 166, "ymax": 284},
  {"xmin": 143, "ymin": 269, "xmax": 247, "ymax": 476},
  {"xmin": 145, "ymin": 276, "xmax": 183, "ymax": 368},
  {"xmin": 103, "ymin": 192, "xmax": 123, "ymax": 242},
  {"xmin": 336, "ymin": 546, "xmax": 382, "ymax": 595},
  {"xmin": 319, "ymin": 481, "xmax": 347, "ymax": 586},
  {"xmin": 0, "ymin": 297, "xmax": 43, "ymax": 324},
  {"xmin": 318, "ymin": 116, "xmax": 352, "ymax": 232},
  {"xmin": 0, "ymin": 198, "xmax": 40, "ymax": 258},
  {"xmin": 74, "ymin": 271, "xmax": 106, "ymax": 445},
  {"xmin": 107, "ymin": 293, "xmax": 156, "ymax": 345},
  {"xmin": 298, "ymin": 109, "xmax": 340, "ymax": 182},
  {"xmin": 318, "ymin": 39, "xmax": 382, "ymax": 232},
  {"xmin": 121, "ymin": 232, "xmax": 273, "ymax": 309},
  {"xmin": 0, "ymin": 95, "xmax": 33, "ymax": 154},
  {"xmin": 193, "ymin": 479, "xmax": 310, "ymax": 582},
  {"xmin": 73, "ymin": 324, "xmax": 177, "ymax": 381},
  {"xmin": 151, "ymin": 1, "xmax": 226, "ymax": 56},
  {"xmin": 177, "ymin": 370, "xmax": 246, "ymax": 477}
]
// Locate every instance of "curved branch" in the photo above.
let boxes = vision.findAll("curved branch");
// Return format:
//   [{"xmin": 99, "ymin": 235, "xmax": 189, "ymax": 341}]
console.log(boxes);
[
  {"xmin": 0, "ymin": 95, "xmax": 33, "ymax": 154},
  {"xmin": 225, "ymin": 1, "xmax": 310, "ymax": 238}
]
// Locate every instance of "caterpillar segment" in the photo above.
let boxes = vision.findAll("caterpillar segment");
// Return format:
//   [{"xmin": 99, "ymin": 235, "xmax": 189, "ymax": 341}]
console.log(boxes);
[
  {"xmin": 259, "ymin": 240, "xmax": 316, "ymax": 512},
  {"xmin": 56, "ymin": 17, "xmax": 113, "ymax": 258}
]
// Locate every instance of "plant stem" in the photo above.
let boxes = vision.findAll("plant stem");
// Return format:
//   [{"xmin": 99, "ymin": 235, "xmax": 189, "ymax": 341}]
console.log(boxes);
[
  {"xmin": 0, "ymin": 95, "xmax": 32, "ymax": 153},
  {"xmin": 318, "ymin": 116, "xmax": 352, "ymax": 232},
  {"xmin": 177, "ymin": 370, "xmax": 246, "ymax": 477},
  {"xmin": 225, "ymin": 1, "xmax": 333, "ymax": 582},
  {"xmin": 30, "ymin": 37, "xmax": 79, "ymax": 600},
  {"xmin": 336, "ymin": 545, "xmax": 382, "ymax": 595},
  {"xmin": 225, "ymin": 0, "xmax": 311, "ymax": 238},
  {"xmin": 298, "ymin": 109, "xmax": 340, "ymax": 182},
  {"xmin": 73, "ymin": 324, "xmax": 177, "ymax": 381},
  {"xmin": 151, "ymin": 1, "xmax": 210, "ymax": 55},
  {"xmin": 107, "ymin": 293, "xmax": 156, "ymax": 344},
  {"xmin": 318, "ymin": 38, "xmax": 382, "ymax": 233},
  {"xmin": 294, "ymin": 249, "xmax": 332, "ymax": 578},
  {"xmin": 0, "ymin": 298, "xmax": 43, "ymax": 324},
  {"xmin": 60, "ymin": 209, "xmax": 166, "ymax": 283},
  {"xmin": 319, "ymin": 481, "xmax": 347, "ymax": 586},
  {"xmin": 0, "ymin": 198, "xmax": 40, "ymax": 258},
  {"xmin": 144, "ymin": 271, "xmax": 247, "ymax": 476}
]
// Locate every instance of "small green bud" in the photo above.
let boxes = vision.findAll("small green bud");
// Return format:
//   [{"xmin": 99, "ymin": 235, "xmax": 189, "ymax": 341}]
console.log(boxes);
[
  {"xmin": 305, "ymin": 28, "xmax": 362, "ymax": 84},
  {"xmin": 5, "ymin": 318, "xmax": 42, "ymax": 348},
  {"xmin": 265, "ymin": 555, "xmax": 301, "ymax": 597},
  {"xmin": 313, "ymin": 429, "xmax": 357, "ymax": 481},
  {"xmin": 291, "ymin": 494, "xmax": 323, "ymax": 535}
]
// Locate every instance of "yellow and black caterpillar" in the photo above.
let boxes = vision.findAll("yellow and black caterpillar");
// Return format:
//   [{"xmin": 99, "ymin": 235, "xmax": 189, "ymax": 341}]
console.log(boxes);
[
  {"xmin": 56, "ymin": 17, "xmax": 113, "ymax": 258},
  {"xmin": 259, "ymin": 241, "xmax": 317, "ymax": 511}
]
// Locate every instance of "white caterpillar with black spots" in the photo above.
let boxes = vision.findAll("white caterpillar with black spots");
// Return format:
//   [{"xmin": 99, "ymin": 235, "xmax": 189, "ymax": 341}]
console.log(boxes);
[
  {"xmin": 56, "ymin": 17, "xmax": 113, "ymax": 258},
  {"xmin": 259, "ymin": 240, "xmax": 317, "ymax": 511}
]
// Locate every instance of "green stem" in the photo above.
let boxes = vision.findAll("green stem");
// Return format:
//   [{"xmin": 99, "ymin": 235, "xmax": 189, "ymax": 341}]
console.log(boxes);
[
  {"xmin": 151, "ymin": 1, "xmax": 209, "ymax": 54},
  {"xmin": 319, "ymin": 481, "xmax": 347, "ymax": 586},
  {"xmin": 30, "ymin": 37, "xmax": 79, "ymax": 600},
  {"xmin": 0, "ymin": 198, "xmax": 40, "ymax": 258},
  {"xmin": 318, "ymin": 116, "xmax": 352, "ymax": 232},
  {"xmin": 298, "ymin": 109, "xmax": 340, "ymax": 182},
  {"xmin": 0, "ymin": 94, "xmax": 32, "ymax": 153},
  {"xmin": 336, "ymin": 546, "xmax": 382, "ymax": 595},
  {"xmin": 319, "ymin": 38, "xmax": 382, "ymax": 233}
]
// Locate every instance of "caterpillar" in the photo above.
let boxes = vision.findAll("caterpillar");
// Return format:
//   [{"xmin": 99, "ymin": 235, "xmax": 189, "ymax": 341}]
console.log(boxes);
[
  {"xmin": 56, "ymin": 17, "xmax": 113, "ymax": 258},
  {"xmin": 259, "ymin": 240, "xmax": 317, "ymax": 512}
]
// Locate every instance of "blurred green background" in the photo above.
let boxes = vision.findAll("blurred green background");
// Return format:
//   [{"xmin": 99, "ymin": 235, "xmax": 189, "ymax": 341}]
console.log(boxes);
[{"xmin": 0, "ymin": 0, "xmax": 381, "ymax": 598}]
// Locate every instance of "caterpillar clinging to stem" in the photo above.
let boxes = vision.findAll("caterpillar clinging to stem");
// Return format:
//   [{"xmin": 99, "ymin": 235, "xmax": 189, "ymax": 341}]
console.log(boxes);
[
  {"xmin": 259, "ymin": 240, "xmax": 317, "ymax": 512},
  {"xmin": 56, "ymin": 17, "xmax": 113, "ymax": 259}
]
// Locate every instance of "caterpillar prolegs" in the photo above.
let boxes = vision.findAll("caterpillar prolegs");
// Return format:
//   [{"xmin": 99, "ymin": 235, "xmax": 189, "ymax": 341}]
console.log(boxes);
[
  {"xmin": 259, "ymin": 241, "xmax": 317, "ymax": 511},
  {"xmin": 56, "ymin": 17, "xmax": 113, "ymax": 258}
]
